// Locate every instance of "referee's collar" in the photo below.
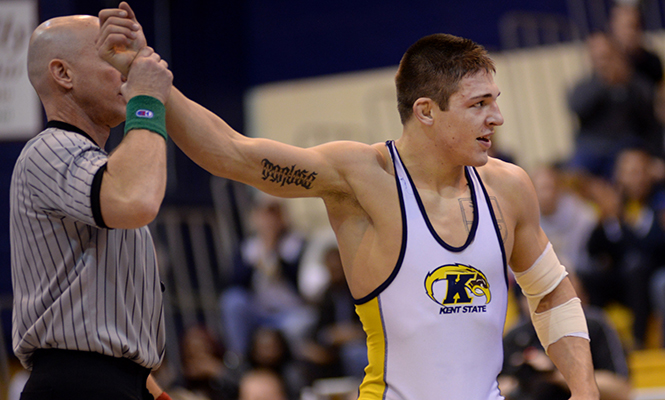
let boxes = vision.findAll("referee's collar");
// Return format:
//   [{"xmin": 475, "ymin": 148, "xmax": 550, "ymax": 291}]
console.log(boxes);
[{"xmin": 46, "ymin": 121, "xmax": 95, "ymax": 144}]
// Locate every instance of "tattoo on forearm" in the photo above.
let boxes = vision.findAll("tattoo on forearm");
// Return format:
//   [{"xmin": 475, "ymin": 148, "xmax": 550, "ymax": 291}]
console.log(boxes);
[
  {"xmin": 459, "ymin": 196, "xmax": 508, "ymax": 241},
  {"xmin": 261, "ymin": 158, "xmax": 317, "ymax": 189}
]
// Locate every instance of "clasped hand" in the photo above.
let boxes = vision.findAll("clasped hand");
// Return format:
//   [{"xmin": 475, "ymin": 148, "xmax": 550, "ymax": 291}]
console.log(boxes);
[{"xmin": 97, "ymin": 2, "xmax": 171, "ymax": 103}]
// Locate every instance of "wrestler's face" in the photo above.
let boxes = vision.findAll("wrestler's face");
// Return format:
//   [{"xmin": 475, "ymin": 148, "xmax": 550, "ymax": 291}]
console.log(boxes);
[{"xmin": 432, "ymin": 71, "xmax": 503, "ymax": 167}]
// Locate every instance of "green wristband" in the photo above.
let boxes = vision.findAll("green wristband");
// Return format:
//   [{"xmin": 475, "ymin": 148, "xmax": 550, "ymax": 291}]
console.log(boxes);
[{"xmin": 124, "ymin": 95, "xmax": 167, "ymax": 141}]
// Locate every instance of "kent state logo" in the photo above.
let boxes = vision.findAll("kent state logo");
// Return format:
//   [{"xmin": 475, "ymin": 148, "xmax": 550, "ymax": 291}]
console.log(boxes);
[{"xmin": 425, "ymin": 264, "xmax": 491, "ymax": 315}]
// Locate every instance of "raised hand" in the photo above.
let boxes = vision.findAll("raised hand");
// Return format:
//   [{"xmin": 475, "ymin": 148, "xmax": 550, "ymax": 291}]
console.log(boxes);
[
  {"xmin": 122, "ymin": 47, "xmax": 173, "ymax": 105},
  {"xmin": 97, "ymin": 2, "xmax": 147, "ymax": 76}
]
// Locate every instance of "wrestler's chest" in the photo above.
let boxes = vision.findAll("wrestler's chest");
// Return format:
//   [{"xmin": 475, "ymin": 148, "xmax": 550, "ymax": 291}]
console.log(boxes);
[{"xmin": 423, "ymin": 194, "xmax": 512, "ymax": 251}]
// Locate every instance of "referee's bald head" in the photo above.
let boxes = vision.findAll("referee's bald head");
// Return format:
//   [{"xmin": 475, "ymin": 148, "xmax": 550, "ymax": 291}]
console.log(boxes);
[{"xmin": 27, "ymin": 15, "xmax": 99, "ymax": 98}]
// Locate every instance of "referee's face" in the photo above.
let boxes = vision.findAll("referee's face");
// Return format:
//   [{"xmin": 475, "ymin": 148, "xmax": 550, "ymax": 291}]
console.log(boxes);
[{"xmin": 70, "ymin": 20, "xmax": 127, "ymax": 129}]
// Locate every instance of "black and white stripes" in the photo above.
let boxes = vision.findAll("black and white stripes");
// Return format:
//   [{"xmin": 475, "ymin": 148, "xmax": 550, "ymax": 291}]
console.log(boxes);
[{"xmin": 10, "ymin": 123, "xmax": 165, "ymax": 370}]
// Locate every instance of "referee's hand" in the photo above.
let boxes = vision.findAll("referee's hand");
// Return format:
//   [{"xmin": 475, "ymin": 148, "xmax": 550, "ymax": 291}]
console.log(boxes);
[{"xmin": 122, "ymin": 47, "xmax": 173, "ymax": 105}]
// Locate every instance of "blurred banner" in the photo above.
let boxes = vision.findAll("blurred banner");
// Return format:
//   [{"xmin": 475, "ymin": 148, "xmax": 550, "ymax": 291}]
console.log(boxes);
[{"xmin": 0, "ymin": 0, "xmax": 40, "ymax": 141}]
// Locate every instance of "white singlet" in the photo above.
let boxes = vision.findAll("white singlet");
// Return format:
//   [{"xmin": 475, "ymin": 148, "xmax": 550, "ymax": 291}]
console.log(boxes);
[{"xmin": 354, "ymin": 141, "xmax": 509, "ymax": 400}]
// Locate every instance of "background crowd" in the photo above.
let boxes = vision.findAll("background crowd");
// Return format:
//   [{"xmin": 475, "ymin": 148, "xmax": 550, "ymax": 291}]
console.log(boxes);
[{"xmin": 498, "ymin": 4, "xmax": 665, "ymax": 400}]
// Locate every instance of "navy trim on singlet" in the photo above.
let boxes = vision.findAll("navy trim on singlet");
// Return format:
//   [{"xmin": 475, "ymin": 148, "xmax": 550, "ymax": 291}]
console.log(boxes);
[
  {"xmin": 412, "ymin": 166, "xmax": 478, "ymax": 251},
  {"xmin": 469, "ymin": 166, "xmax": 509, "ymax": 288},
  {"xmin": 353, "ymin": 141, "xmax": 408, "ymax": 305},
  {"xmin": 391, "ymin": 141, "xmax": 479, "ymax": 251}
]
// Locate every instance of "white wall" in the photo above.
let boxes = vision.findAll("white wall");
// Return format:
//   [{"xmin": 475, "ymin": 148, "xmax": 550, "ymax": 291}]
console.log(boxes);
[{"xmin": 0, "ymin": 0, "xmax": 41, "ymax": 140}]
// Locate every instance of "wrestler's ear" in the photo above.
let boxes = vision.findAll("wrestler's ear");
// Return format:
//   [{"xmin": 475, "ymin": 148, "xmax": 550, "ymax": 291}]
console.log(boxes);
[
  {"xmin": 413, "ymin": 97, "xmax": 434, "ymax": 126},
  {"xmin": 49, "ymin": 59, "xmax": 73, "ymax": 90}
]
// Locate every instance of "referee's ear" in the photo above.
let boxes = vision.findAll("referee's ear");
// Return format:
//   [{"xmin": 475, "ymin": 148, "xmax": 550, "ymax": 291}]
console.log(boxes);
[{"xmin": 49, "ymin": 59, "xmax": 74, "ymax": 91}]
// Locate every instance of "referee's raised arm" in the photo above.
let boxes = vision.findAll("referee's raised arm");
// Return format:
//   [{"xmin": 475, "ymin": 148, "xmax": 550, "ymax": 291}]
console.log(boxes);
[{"xmin": 100, "ymin": 46, "xmax": 172, "ymax": 229}]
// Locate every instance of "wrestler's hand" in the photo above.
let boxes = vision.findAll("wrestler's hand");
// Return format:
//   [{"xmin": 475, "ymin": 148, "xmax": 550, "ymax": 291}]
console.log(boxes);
[
  {"xmin": 122, "ymin": 47, "xmax": 173, "ymax": 105},
  {"xmin": 97, "ymin": 1, "xmax": 146, "ymax": 76}
]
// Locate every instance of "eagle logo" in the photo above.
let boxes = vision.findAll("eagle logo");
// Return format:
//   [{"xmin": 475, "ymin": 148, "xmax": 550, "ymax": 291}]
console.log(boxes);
[{"xmin": 425, "ymin": 264, "xmax": 491, "ymax": 306}]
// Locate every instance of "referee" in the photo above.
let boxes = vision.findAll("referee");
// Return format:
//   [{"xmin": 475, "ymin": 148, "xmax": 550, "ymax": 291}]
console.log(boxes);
[{"xmin": 10, "ymin": 12, "xmax": 172, "ymax": 400}]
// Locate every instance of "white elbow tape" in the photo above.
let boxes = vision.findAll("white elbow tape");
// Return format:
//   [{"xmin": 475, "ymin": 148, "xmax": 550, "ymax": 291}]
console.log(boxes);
[
  {"xmin": 513, "ymin": 243, "xmax": 589, "ymax": 352},
  {"xmin": 514, "ymin": 243, "xmax": 568, "ymax": 312},
  {"xmin": 531, "ymin": 297, "xmax": 590, "ymax": 352}
]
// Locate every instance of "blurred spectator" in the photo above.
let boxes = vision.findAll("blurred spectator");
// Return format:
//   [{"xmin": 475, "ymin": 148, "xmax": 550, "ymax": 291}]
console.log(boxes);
[
  {"xmin": 298, "ymin": 228, "xmax": 338, "ymax": 304},
  {"xmin": 581, "ymin": 148, "xmax": 665, "ymax": 349},
  {"xmin": 238, "ymin": 369, "xmax": 289, "ymax": 400},
  {"xmin": 300, "ymin": 245, "xmax": 367, "ymax": 382},
  {"xmin": 219, "ymin": 194, "xmax": 314, "ymax": 359},
  {"xmin": 567, "ymin": 32, "xmax": 661, "ymax": 178},
  {"xmin": 609, "ymin": 2, "xmax": 663, "ymax": 85},
  {"xmin": 245, "ymin": 327, "xmax": 307, "ymax": 400},
  {"xmin": 175, "ymin": 324, "xmax": 237, "ymax": 400},
  {"xmin": 500, "ymin": 275, "xmax": 631, "ymax": 400},
  {"xmin": 530, "ymin": 163, "xmax": 597, "ymax": 272}
]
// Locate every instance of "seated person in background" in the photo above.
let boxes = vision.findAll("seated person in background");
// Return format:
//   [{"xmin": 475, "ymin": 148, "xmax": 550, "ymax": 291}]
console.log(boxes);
[
  {"xmin": 567, "ymin": 32, "xmax": 661, "ymax": 179},
  {"xmin": 238, "ymin": 369, "xmax": 288, "ymax": 400},
  {"xmin": 219, "ymin": 194, "xmax": 314, "ymax": 360},
  {"xmin": 297, "ymin": 228, "xmax": 338, "ymax": 305},
  {"xmin": 530, "ymin": 163, "xmax": 597, "ymax": 273},
  {"xmin": 582, "ymin": 147, "xmax": 665, "ymax": 349},
  {"xmin": 609, "ymin": 2, "xmax": 663, "ymax": 85},
  {"xmin": 500, "ymin": 275, "xmax": 630, "ymax": 400},
  {"xmin": 175, "ymin": 324, "xmax": 237, "ymax": 400},
  {"xmin": 300, "ymin": 245, "xmax": 368, "ymax": 382},
  {"xmin": 245, "ymin": 327, "xmax": 307, "ymax": 400}
]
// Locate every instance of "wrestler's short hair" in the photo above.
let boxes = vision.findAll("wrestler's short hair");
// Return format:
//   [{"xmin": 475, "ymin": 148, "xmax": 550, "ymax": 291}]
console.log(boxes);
[{"xmin": 395, "ymin": 33, "xmax": 495, "ymax": 124}]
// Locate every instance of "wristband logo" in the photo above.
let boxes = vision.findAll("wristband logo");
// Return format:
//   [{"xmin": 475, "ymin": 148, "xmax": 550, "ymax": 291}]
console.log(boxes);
[
  {"xmin": 425, "ymin": 264, "xmax": 491, "ymax": 308},
  {"xmin": 136, "ymin": 109, "xmax": 154, "ymax": 118}
]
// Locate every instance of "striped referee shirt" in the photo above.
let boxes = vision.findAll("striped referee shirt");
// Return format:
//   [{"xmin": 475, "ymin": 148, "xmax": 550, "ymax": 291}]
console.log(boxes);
[{"xmin": 9, "ymin": 121, "xmax": 165, "ymax": 370}]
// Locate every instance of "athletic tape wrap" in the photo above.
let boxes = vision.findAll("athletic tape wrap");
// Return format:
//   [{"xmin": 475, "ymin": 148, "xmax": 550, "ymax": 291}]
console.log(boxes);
[
  {"xmin": 514, "ymin": 243, "xmax": 589, "ymax": 353},
  {"xmin": 124, "ymin": 95, "xmax": 167, "ymax": 141},
  {"xmin": 530, "ymin": 297, "xmax": 589, "ymax": 352}
]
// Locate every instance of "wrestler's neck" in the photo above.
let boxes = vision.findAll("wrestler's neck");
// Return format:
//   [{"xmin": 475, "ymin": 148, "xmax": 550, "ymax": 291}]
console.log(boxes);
[{"xmin": 395, "ymin": 127, "xmax": 468, "ymax": 193}]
